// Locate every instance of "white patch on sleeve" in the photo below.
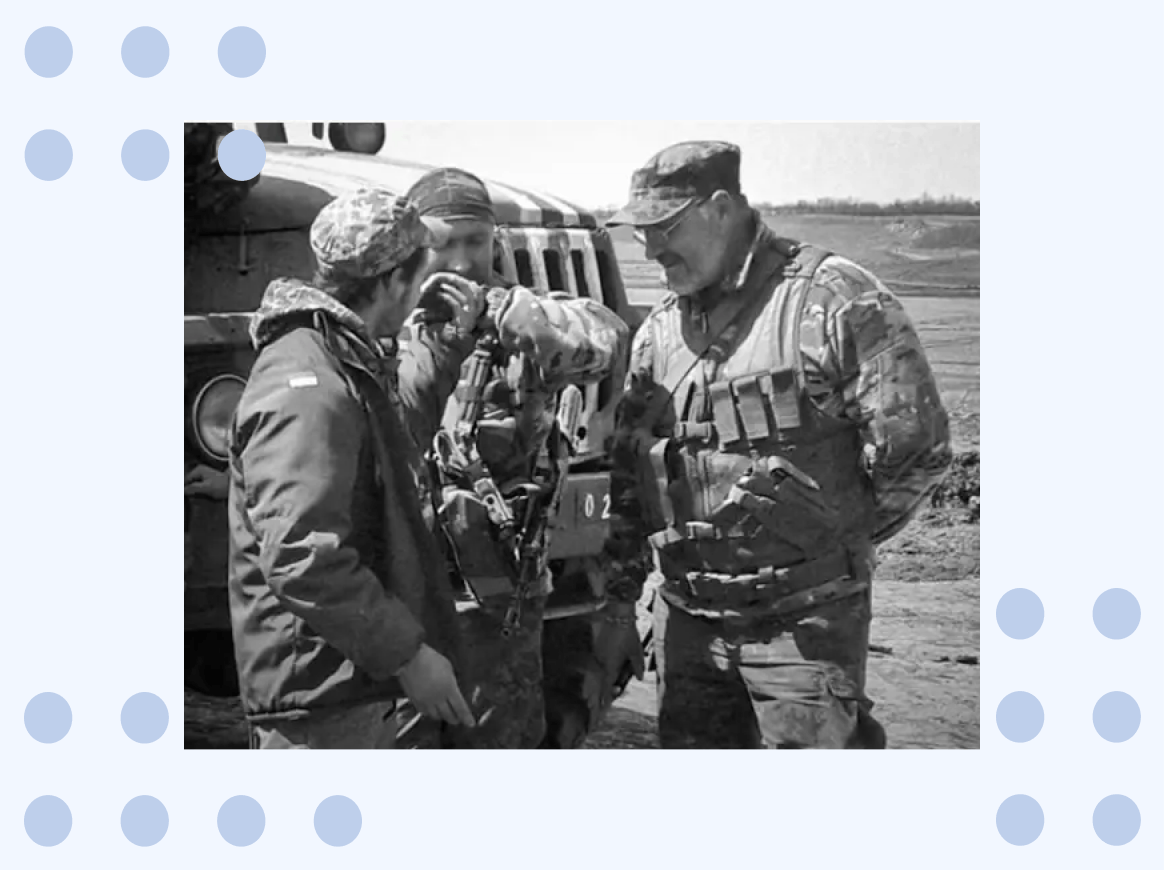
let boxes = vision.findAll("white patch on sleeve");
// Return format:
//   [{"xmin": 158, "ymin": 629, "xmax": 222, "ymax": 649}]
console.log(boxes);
[{"xmin": 288, "ymin": 372, "xmax": 318, "ymax": 388}]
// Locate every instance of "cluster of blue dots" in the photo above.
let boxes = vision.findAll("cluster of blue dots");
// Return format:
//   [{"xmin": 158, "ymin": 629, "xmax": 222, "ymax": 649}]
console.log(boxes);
[
  {"xmin": 23, "ymin": 692, "xmax": 362, "ymax": 847},
  {"xmin": 23, "ymin": 25, "xmax": 268, "ymax": 183},
  {"xmin": 993, "ymin": 587, "xmax": 1144, "ymax": 846}
]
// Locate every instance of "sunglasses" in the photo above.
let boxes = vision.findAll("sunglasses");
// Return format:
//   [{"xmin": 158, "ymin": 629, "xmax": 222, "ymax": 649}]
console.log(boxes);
[{"xmin": 633, "ymin": 198, "xmax": 705, "ymax": 247}]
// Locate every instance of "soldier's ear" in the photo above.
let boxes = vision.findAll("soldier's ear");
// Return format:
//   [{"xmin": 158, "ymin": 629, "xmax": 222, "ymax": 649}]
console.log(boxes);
[
  {"xmin": 492, "ymin": 229, "xmax": 505, "ymax": 276},
  {"xmin": 708, "ymin": 189, "xmax": 736, "ymax": 221}
]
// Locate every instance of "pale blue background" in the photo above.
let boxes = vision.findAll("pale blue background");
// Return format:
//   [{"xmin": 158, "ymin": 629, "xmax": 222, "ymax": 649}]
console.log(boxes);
[{"xmin": 4, "ymin": 0, "xmax": 1161, "ymax": 867}]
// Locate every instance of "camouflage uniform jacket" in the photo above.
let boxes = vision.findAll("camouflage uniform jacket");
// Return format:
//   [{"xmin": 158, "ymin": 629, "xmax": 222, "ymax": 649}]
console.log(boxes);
[
  {"xmin": 228, "ymin": 278, "xmax": 468, "ymax": 722},
  {"xmin": 602, "ymin": 213, "xmax": 953, "ymax": 608}
]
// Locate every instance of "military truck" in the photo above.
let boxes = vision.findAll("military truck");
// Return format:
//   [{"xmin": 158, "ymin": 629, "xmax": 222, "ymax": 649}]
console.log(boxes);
[{"xmin": 184, "ymin": 122, "xmax": 646, "ymax": 748}]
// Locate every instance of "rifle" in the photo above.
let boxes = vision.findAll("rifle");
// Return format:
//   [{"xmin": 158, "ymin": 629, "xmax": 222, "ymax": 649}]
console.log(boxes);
[
  {"xmin": 500, "ymin": 383, "xmax": 583, "ymax": 638},
  {"xmin": 431, "ymin": 329, "xmax": 519, "ymax": 550},
  {"xmin": 430, "ymin": 320, "xmax": 586, "ymax": 640}
]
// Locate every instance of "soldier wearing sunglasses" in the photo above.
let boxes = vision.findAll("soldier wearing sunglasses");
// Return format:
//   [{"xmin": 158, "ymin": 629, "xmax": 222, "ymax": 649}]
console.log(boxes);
[{"xmin": 602, "ymin": 141, "xmax": 952, "ymax": 749}]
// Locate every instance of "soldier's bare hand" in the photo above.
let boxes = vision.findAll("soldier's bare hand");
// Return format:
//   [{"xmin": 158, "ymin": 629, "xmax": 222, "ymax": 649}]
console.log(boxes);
[
  {"xmin": 184, "ymin": 465, "xmax": 229, "ymax": 500},
  {"xmin": 417, "ymin": 273, "xmax": 487, "ymax": 334},
  {"xmin": 583, "ymin": 605, "xmax": 646, "ymax": 722},
  {"xmin": 396, "ymin": 644, "xmax": 477, "ymax": 727}
]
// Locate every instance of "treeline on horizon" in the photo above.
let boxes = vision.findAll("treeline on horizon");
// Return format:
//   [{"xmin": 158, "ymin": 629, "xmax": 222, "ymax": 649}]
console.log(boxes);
[{"xmin": 594, "ymin": 195, "xmax": 980, "ymax": 219}]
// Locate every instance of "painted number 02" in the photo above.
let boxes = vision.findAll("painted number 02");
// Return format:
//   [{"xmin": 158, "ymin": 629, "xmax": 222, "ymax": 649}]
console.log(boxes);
[{"xmin": 582, "ymin": 493, "xmax": 612, "ymax": 520}]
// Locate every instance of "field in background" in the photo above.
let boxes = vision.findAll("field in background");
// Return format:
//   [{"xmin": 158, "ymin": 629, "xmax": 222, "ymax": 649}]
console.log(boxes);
[
  {"xmin": 586, "ymin": 213, "xmax": 981, "ymax": 749},
  {"xmin": 613, "ymin": 213, "xmax": 980, "ymax": 293},
  {"xmin": 613, "ymin": 214, "xmax": 980, "ymax": 450}
]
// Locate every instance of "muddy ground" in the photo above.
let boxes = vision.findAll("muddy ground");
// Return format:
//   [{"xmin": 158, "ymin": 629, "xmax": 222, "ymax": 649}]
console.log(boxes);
[{"xmin": 586, "ymin": 493, "xmax": 981, "ymax": 750}]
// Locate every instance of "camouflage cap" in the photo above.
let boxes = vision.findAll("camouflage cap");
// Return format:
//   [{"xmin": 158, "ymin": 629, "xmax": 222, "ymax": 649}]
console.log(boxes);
[
  {"xmin": 407, "ymin": 167, "xmax": 496, "ymax": 224},
  {"xmin": 310, "ymin": 187, "xmax": 427, "ymax": 282},
  {"xmin": 606, "ymin": 141, "xmax": 742, "ymax": 227}
]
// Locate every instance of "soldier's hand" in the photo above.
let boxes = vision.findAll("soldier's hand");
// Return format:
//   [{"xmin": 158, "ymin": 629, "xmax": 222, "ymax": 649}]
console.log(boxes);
[
  {"xmin": 492, "ymin": 286, "xmax": 544, "ymax": 354},
  {"xmin": 395, "ymin": 644, "xmax": 476, "ymax": 728},
  {"xmin": 583, "ymin": 603, "xmax": 646, "ymax": 723},
  {"xmin": 417, "ymin": 273, "xmax": 487, "ymax": 334},
  {"xmin": 184, "ymin": 465, "xmax": 229, "ymax": 500}
]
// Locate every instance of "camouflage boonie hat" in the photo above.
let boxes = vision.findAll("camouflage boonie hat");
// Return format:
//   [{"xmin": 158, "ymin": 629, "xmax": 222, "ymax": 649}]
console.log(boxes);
[
  {"xmin": 310, "ymin": 187, "xmax": 427, "ymax": 281},
  {"xmin": 606, "ymin": 141, "xmax": 742, "ymax": 227}
]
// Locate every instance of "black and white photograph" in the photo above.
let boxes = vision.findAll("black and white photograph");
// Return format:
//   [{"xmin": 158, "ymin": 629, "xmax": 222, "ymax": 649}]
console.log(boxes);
[{"xmin": 183, "ymin": 120, "xmax": 980, "ymax": 751}]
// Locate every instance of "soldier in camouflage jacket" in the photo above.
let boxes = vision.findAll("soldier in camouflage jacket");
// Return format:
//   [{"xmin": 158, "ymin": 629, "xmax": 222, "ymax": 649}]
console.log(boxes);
[
  {"xmin": 602, "ymin": 142, "xmax": 952, "ymax": 749},
  {"xmin": 394, "ymin": 168, "xmax": 631, "ymax": 749}
]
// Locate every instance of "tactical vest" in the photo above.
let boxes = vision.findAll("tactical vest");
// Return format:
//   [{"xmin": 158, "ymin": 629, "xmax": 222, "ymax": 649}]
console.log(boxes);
[{"xmin": 637, "ymin": 238, "xmax": 878, "ymax": 618}]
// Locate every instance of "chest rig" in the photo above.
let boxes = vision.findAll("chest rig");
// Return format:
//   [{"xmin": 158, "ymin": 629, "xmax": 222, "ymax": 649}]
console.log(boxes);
[
  {"xmin": 430, "ymin": 329, "xmax": 582, "ymax": 637},
  {"xmin": 636, "ymin": 238, "xmax": 877, "ymax": 618}
]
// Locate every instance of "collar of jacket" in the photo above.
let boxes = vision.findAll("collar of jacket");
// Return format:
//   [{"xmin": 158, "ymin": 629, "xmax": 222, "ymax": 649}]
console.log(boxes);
[
  {"xmin": 250, "ymin": 278, "xmax": 369, "ymax": 349},
  {"xmin": 315, "ymin": 312, "xmax": 395, "ymax": 384}
]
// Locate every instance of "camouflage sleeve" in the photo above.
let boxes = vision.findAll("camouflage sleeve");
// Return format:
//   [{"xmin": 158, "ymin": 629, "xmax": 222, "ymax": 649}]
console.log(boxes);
[
  {"xmin": 394, "ymin": 312, "xmax": 477, "ymax": 451},
  {"xmin": 600, "ymin": 317, "xmax": 657, "ymax": 605},
  {"xmin": 494, "ymin": 287, "xmax": 629, "ymax": 391},
  {"xmin": 801, "ymin": 258, "xmax": 954, "ymax": 544}
]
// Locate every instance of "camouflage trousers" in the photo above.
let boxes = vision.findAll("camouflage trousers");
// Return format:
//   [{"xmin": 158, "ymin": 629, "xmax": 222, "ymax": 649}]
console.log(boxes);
[
  {"xmin": 395, "ymin": 596, "xmax": 546, "ymax": 749},
  {"xmin": 248, "ymin": 701, "xmax": 398, "ymax": 749},
  {"xmin": 653, "ymin": 586, "xmax": 886, "ymax": 749}
]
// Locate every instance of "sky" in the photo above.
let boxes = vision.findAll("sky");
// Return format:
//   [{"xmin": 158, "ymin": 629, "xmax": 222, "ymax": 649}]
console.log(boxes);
[{"xmin": 295, "ymin": 121, "xmax": 979, "ymax": 210}]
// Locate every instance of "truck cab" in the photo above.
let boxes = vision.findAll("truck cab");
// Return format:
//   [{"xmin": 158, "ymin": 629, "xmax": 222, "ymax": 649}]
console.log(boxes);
[{"xmin": 184, "ymin": 122, "xmax": 642, "ymax": 747}]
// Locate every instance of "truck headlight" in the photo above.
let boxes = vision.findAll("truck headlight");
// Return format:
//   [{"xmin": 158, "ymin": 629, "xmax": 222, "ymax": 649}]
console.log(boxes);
[
  {"xmin": 327, "ymin": 123, "xmax": 386, "ymax": 154},
  {"xmin": 192, "ymin": 375, "xmax": 245, "ymax": 462}
]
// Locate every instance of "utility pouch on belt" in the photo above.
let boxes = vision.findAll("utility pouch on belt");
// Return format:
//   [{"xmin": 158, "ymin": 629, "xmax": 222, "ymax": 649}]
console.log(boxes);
[
  {"xmin": 709, "ymin": 456, "xmax": 840, "ymax": 555},
  {"xmin": 439, "ymin": 487, "xmax": 518, "ymax": 601}
]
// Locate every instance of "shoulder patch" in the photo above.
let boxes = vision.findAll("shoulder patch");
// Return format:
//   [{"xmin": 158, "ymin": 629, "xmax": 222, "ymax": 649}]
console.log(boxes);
[{"xmin": 288, "ymin": 372, "xmax": 319, "ymax": 388}]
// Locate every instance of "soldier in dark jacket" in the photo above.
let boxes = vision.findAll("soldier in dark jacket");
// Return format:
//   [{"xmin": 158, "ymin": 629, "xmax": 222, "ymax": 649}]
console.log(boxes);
[{"xmin": 227, "ymin": 188, "xmax": 484, "ymax": 749}]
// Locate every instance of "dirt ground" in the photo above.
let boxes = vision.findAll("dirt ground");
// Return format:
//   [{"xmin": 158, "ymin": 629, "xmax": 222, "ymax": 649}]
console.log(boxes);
[
  {"xmin": 185, "ymin": 213, "xmax": 980, "ymax": 751},
  {"xmin": 584, "ymin": 502, "xmax": 980, "ymax": 750}
]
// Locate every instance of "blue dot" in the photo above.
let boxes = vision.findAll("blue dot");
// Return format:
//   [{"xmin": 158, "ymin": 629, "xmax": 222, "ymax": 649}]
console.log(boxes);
[
  {"xmin": 995, "ymin": 691, "xmax": 1044, "ymax": 743},
  {"xmin": 996, "ymin": 588, "xmax": 1044, "ymax": 639},
  {"xmin": 121, "ymin": 691, "xmax": 169, "ymax": 742},
  {"xmin": 121, "ymin": 131, "xmax": 170, "ymax": 182},
  {"xmin": 25, "ymin": 692, "xmax": 72, "ymax": 743},
  {"xmin": 1093, "ymin": 692, "xmax": 1141, "ymax": 743},
  {"xmin": 218, "ymin": 796, "xmax": 265, "ymax": 847},
  {"xmin": 996, "ymin": 794, "xmax": 1043, "ymax": 845},
  {"xmin": 1093, "ymin": 588, "xmax": 1140, "ymax": 639},
  {"xmin": 25, "ymin": 130, "xmax": 73, "ymax": 181},
  {"xmin": 25, "ymin": 27, "xmax": 72, "ymax": 78},
  {"xmin": 218, "ymin": 27, "xmax": 266, "ymax": 77},
  {"xmin": 216, "ymin": 130, "xmax": 266, "ymax": 181},
  {"xmin": 24, "ymin": 796, "xmax": 72, "ymax": 847},
  {"xmin": 121, "ymin": 27, "xmax": 169, "ymax": 78},
  {"xmin": 1093, "ymin": 795, "xmax": 1140, "ymax": 845},
  {"xmin": 314, "ymin": 796, "xmax": 361, "ymax": 847},
  {"xmin": 121, "ymin": 796, "xmax": 168, "ymax": 847}
]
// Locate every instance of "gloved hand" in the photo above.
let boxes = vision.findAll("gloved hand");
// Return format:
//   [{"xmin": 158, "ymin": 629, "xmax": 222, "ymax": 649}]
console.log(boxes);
[
  {"xmin": 395, "ymin": 643, "xmax": 476, "ymax": 728},
  {"xmin": 582, "ymin": 601, "xmax": 645, "ymax": 727},
  {"xmin": 416, "ymin": 272, "xmax": 487, "ymax": 335}
]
